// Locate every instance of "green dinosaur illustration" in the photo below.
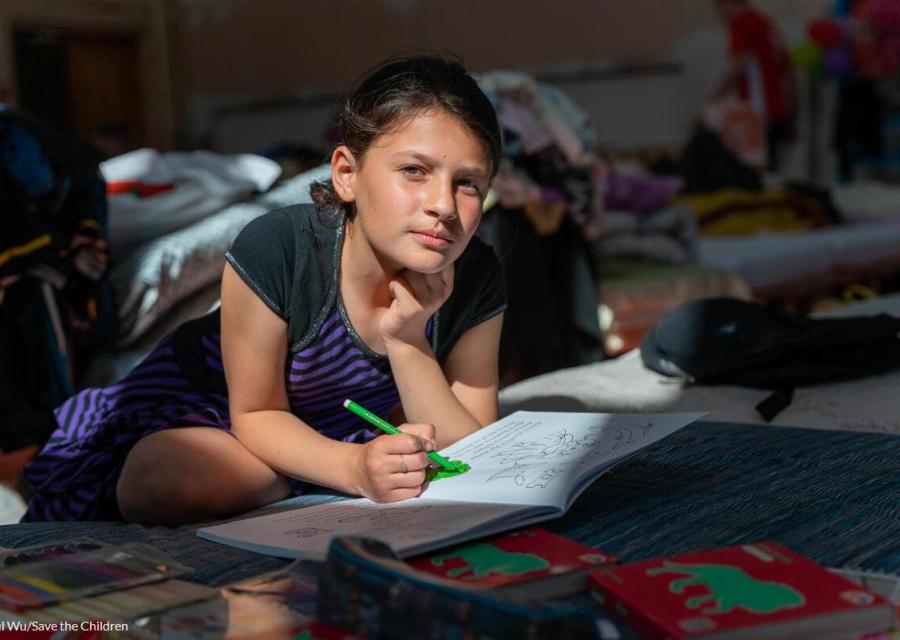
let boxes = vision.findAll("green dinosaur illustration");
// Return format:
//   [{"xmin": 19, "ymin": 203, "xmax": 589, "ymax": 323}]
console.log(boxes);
[
  {"xmin": 430, "ymin": 543, "xmax": 550, "ymax": 579},
  {"xmin": 647, "ymin": 561, "xmax": 805, "ymax": 615}
]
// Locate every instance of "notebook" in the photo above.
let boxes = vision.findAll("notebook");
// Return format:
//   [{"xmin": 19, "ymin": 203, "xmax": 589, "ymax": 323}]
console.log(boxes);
[
  {"xmin": 197, "ymin": 410, "xmax": 703, "ymax": 560},
  {"xmin": 589, "ymin": 541, "xmax": 895, "ymax": 639}
]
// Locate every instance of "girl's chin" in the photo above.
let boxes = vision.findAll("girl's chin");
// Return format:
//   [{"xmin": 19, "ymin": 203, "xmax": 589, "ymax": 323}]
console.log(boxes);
[
  {"xmin": 397, "ymin": 255, "xmax": 452, "ymax": 274},
  {"xmin": 395, "ymin": 245, "xmax": 459, "ymax": 273},
  {"xmin": 401, "ymin": 259, "xmax": 451, "ymax": 275}
]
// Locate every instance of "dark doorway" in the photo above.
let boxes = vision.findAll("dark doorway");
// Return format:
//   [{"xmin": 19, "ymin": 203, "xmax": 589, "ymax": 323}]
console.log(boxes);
[
  {"xmin": 13, "ymin": 29, "xmax": 69, "ymax": 131},
  {"xmin": 13, "ymin": 27, "xmax": 144, "ymax": 155}
]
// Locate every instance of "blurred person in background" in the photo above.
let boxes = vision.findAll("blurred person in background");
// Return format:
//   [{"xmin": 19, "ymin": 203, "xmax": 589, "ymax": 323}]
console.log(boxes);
[{"xmin": 713, "ymin": 0, "xmax": 797, "ymax": 171}]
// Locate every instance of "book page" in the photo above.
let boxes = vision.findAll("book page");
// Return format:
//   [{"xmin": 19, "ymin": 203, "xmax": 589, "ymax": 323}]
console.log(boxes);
[
  {"xmin": 197, "ymin": 411, "xmax": 702, "ymax": 560},
  {"xmin": 198, "ymin": 499, "xmax": 535, "ymax": 560},
  {"xmin": 423, "ymin": 411, "xmax": 704, "ymax": 509}
]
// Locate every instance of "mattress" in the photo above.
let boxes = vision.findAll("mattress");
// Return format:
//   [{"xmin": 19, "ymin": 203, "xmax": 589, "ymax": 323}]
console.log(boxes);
[{"xmin": 697, "ymin": 220, "xmax": 900, "ymax": 299}]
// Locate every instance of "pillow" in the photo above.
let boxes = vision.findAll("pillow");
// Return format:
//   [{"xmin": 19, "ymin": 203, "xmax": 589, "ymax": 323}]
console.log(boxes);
[
  {"xmin": 111, "ymin": 164, "xmax": 331, "ymax": 346},
  {"xmin": 102, "ymin": 149, "xmax": 282, "ymax": 251}
]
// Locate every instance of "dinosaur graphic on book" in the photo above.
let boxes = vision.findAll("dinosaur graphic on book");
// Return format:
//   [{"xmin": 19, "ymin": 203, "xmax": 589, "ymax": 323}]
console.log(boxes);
[
  {"xmin": 430, "ymin": 544, "xmax": 550, "ymax": 579},
  {"xmin": 647, "ymin": 562, "xmax": 806, "ymax": 614}
]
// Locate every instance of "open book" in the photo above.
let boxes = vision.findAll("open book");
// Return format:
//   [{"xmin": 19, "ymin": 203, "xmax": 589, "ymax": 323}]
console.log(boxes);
[{"xmin": 197, "ymin": 411, "xmax": 704, "ymax": 560}]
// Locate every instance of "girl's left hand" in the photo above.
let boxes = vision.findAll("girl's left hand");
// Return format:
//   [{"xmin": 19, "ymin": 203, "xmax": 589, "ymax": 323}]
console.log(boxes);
[{"xmin": 380, "ymin": 265, "xmax": 453, "ymax": 348}]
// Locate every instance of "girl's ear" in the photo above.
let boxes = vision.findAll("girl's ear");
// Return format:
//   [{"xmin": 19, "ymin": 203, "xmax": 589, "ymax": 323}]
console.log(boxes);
[{"xmin": 331, "ymin": 145, "xmax": 357, "ymax": 203}]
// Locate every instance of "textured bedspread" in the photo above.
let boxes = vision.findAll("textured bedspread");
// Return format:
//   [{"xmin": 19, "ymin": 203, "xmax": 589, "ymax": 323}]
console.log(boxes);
[{"xmin": 0, "ymin": 422, "xmax": 896, "ymax": 586}]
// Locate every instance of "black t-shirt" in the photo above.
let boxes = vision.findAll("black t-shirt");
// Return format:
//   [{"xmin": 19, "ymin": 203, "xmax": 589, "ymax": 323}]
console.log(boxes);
[{"xmin": 224, "ymin": 203, "xmax": 506, "ymax": 362}]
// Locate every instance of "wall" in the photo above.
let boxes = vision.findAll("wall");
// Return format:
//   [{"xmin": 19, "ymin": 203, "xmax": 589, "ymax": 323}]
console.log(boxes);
[{"xmin": 177, "ymin": 0, "xmax": 832, "ymax": 154}]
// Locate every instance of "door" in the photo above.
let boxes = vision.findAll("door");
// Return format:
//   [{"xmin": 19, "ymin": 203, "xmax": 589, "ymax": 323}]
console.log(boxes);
[{"xmin": 14, "ymin": 27, "xmax": 144, "ymax": 155}]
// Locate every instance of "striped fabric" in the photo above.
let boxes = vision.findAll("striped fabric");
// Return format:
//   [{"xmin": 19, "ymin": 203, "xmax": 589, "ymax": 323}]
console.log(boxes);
[{"xmin": 22, "ymin": 304, "xmax": 407, "ymax": 522}]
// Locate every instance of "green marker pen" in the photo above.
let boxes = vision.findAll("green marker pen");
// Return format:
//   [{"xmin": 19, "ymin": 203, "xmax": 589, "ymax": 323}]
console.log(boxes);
[{"xmin": 343, "ymin": 399, "xmax": 461, "ymax": 471}]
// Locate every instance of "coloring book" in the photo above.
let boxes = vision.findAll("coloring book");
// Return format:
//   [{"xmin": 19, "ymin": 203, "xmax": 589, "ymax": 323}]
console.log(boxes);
[{"xmin": 197, "ymin": 411, "xmax": 703, "ymax": 560}]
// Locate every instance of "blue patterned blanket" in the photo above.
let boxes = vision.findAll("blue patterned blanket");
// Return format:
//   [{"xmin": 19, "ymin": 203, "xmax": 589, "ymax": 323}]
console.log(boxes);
[{"xmin": 0, "ymin": 421, "xmax": 896, "ymax": 587}]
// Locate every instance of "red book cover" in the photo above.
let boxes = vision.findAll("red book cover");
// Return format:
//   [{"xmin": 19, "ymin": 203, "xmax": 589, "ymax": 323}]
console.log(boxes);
[
  {"xmin": 589, "ymin": 541, "xmax": 895, "ymax": 639},
  {"xmin": 407, "ymin": 527, "xmax": 615, "ymax": 600}
]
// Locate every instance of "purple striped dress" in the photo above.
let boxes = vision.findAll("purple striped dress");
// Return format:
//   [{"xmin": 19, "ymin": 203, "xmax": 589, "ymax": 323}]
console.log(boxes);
[{"xmin": 22, "ymin": 297, "xmax": 420, "ymax": 521}]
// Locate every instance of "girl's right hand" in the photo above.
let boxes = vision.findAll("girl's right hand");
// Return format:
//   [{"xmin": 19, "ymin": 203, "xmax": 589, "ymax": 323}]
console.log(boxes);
[{"xmin": 352, "ymin": 423, "xmax": 436, "ymax": 502}]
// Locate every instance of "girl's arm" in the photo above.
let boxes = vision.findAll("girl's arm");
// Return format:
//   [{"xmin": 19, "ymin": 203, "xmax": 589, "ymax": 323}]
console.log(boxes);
[
  {"xmin": 382, "ymin": 266, "xmax": 503, "ymax": 449},
  {"xmin": 388, "ymin": 312, "xmax": 503, "ymax": 449},
  {"xmin": 220, "ymin": 263, "xmax": 433, "ymax": 502}
]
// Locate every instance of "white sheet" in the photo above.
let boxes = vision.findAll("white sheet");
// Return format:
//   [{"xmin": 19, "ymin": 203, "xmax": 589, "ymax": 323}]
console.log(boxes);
[
  {"xmin": 103, "ymin": 149, "xmax": 282, "ymax": 251},
  {"xmin": 500, "ymin": 294, "xmax": 900, "ymax": 435},
  {"xmin": 110, "ymin": 165, "xmax": 330, "ymax": 346},
  {"xmin": 832, "ymin": 179, "xmax": 900, "ymax": 222},
  {"xmin": 197, "ymin": 411, "xmax": 701, "ymax": 559}
]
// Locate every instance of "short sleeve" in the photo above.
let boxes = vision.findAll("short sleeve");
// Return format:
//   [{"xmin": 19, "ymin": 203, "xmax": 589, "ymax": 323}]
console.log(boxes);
[
  {"xmin": 433, "ymin": 237, "xmax": 507, "ymax": 362},
  {"xmin": 224, "ymin": 209, "xmax": 296, "ymax": 319},
  {"xmin": 468, "ymin": 242, "xmax": 506, "ymax": 326}
]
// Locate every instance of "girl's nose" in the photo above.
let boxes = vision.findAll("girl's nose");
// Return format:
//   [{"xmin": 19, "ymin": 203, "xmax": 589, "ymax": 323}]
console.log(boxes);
[{"xmin": 426, "ymin": 179, "xmax": 458, "ymax": 221}]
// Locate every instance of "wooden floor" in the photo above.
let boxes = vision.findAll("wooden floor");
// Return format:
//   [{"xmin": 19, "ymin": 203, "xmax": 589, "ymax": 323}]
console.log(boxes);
[{"xmin": 0, "ymin": 446, "xmax": 37, "ymax": 484}]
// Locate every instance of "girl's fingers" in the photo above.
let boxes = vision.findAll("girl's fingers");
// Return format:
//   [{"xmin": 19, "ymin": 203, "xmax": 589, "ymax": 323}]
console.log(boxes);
[
  {"xmin": 391, "ymin": 469, "xmax": 427, "ymax": 488},
  {"xmin": 378, "ymin": 432, "xmax": 431, "ymax": 455},
  {"xmin": 412, "ymin": 268, "xmax": 453, "ymax": 302},
  {"xmin": 403, "ymin": 271, "xmax": 432, "ymax": 301},
  {"xmin": 371, "ymin": 463, "xmax": 427, "ymax": 501},
  {"xmin": 383, "ymin": 451, "xmax": 429, "ymax": 476},
  {"xmin": 388, "ymin": 279, "xmax": 415, "ymax": 309},
  {"xmin": 396, "ymin": 423, "xmax": 436, "ymax": 448},
  {"xmin": 398, "ymin": 451, "xmax": 431, "ymax": 472},
  {"xmin": 382, "ymin": 487, "xmax": 423, "ymax": 502},
  {"xmin": 397, "ymin": 269, "xmax": 453, "ymax": 308},
  {"xmin": 420, "ymin": 271, "xmax": 444, "ymax": 298}
]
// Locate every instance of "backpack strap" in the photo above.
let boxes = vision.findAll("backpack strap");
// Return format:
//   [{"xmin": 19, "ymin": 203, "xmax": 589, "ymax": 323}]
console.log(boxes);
[{"xmin": 755, "ymin": 387, "xmax": 795, "ymax": 422}]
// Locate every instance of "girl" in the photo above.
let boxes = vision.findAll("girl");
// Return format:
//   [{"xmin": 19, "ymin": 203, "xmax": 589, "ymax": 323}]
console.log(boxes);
[{"xmin": 22, "ymin": 54, "xmax": 505, "ymax": 526}]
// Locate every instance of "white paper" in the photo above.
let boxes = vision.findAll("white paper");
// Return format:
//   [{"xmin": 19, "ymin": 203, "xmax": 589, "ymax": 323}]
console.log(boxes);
[
  {"xmin": 197, "ymin": 411, "xmax": 704, "ymax": 559},
  {"xmin": 198, "ymin": 498, "xmax": 532, "ymax": 560},
  {"xmin": 423, "ymin": 411, "xmax": 705, "ymax": 508}
]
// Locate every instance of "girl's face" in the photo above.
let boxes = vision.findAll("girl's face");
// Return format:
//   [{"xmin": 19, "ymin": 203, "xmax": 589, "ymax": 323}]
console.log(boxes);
[{"xmin": 333, "ymin": 108, "xmax": 491, "ymax": 274}]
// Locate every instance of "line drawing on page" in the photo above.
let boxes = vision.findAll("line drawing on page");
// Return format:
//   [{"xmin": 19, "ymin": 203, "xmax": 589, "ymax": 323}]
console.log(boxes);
[
  {"xmin": 336, "ymin": 505, "xmax": 435, "ymax": 525},
  {"xmin": 485, "ymin": 421, "xmax": 653, "ymax": 488},
  {"xmin": 284, "ymin": 527, "xmax": 334, "ymax": 539},
  {"xmin": 196, "ymin": 411, "xmax": 703, "ymax": 559}
]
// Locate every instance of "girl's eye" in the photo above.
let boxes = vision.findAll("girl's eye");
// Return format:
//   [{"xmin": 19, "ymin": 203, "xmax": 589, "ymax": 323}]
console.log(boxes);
[
  {"xmin": 401, "ymin": 165, "xmax": 426, "ymax": 177},
  {"xmin": 458, "ymin": 180, "xmax": 482, "ymax": 196}
]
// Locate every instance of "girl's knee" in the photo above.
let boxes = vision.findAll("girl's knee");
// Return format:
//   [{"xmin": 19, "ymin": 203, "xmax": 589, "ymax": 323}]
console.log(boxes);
[
  {"xmin": 115, "ymin": 428, "xmax": 288, "ymax": 526},
  {"xmin": 116, "ymin": 475, "xmax": 202, "ymax": 526},
  {"xmin": 116, "ymin": 433, "xmax": 213, "ymax": 526}
]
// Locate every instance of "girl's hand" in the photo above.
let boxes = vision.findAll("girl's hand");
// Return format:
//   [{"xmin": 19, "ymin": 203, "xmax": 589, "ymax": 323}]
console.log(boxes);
[
  {"xmin": 352, "ymin": 423, "xmax": 437, "ymax": 502},
  {"xmin": 380, "ymin": 266, "xmax": 453, "ymax": 348}
]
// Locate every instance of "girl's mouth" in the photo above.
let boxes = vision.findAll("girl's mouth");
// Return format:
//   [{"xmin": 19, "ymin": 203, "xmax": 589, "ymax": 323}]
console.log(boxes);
[{"xmin": 410, "ymin": 230, "xmax": 454, "ymax": 249}]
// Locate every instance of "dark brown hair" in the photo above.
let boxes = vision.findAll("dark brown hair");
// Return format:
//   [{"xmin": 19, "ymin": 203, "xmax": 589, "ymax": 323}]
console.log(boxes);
[{"xmin": 310, "ymin": 52, "xmax": 501, "ymax": 214}]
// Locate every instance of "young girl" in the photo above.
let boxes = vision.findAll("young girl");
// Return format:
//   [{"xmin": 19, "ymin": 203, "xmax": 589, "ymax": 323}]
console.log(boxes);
[{"xmin": 22, "ymin": 54, "xmax": 505, "ymax": 525}]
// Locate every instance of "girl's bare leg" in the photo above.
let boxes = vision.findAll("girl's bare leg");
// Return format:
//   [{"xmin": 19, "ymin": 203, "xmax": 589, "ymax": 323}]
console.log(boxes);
[{"xmin": 116, "ymin": 427, "xmax": 292, "ymax": 526}]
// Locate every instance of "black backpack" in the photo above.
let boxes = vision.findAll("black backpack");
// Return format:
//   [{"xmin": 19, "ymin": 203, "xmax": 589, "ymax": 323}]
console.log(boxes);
[{"xmin": 640, "ymin": 297, "xmax": 900, "ymax": 421}]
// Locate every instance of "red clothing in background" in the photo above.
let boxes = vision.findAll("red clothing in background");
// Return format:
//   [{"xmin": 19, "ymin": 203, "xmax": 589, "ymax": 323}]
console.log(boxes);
[{"xmin": 729, "ymin": 8, "xmax": 791, "ymax": 122}]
